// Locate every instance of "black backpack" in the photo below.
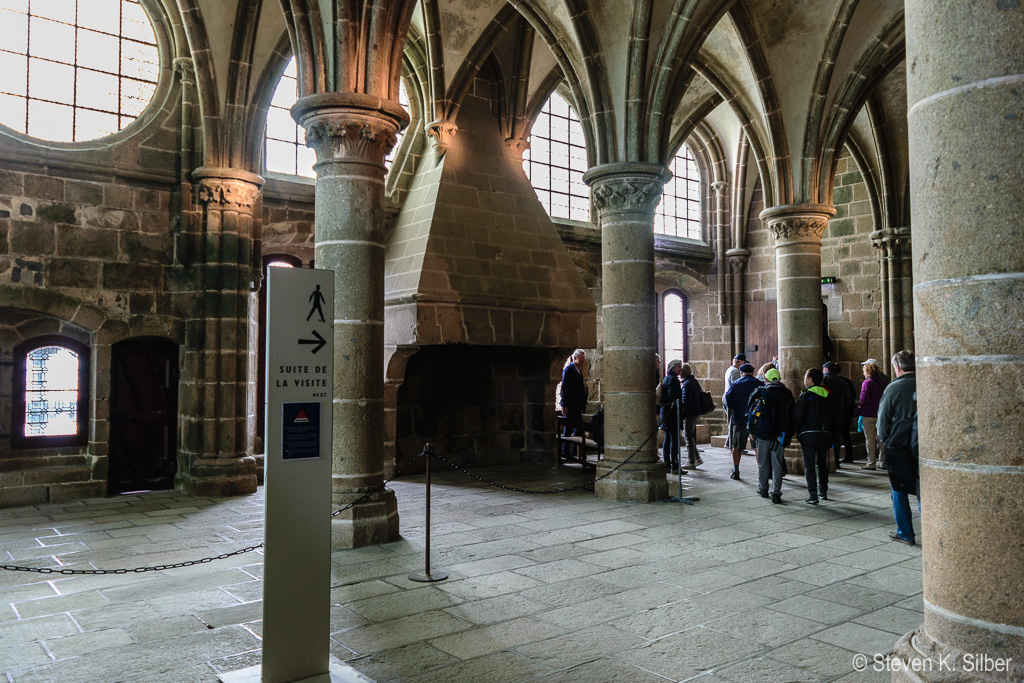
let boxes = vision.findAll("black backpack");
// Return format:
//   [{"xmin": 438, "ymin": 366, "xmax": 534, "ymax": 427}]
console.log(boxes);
[{"xmin": 746, "ymin": 387, "xmax": 774, "ymax": 439}]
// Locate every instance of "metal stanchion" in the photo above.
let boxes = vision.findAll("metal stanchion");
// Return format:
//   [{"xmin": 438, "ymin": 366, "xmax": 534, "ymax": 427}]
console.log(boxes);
[
  {"xmin": 409, "ymin": 444, "xmax": 448, "ymax": 582},
  {"xmin": 667, "ymin": 398, "xmax": 699, "ymax": 505}
]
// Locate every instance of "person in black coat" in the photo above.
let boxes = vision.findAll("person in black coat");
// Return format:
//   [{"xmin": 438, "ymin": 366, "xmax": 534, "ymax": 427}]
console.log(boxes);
[
  {"xmin": 559, "ymin": 349, "xmax": 588, "ymax": 455},
  {"xmin": 678, "ymin": 363, "xmax": 704, "ymax": 468},
  {"xmin": 659, "ymin": 359, "xmax": 683, "ymax": 470},
  {"xmin": 793, "ymin": 367, "xmax": 838, "ymax": 505},
  {"xmin": 822, "ymin": 361, "xmax": 855, "ymax": 467}
]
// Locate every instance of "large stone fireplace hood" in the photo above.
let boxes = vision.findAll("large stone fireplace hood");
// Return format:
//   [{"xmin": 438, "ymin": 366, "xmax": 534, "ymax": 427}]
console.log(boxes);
[{"xmin": 384, "ymin": 114, "xmax": 596, "ymax": 350}]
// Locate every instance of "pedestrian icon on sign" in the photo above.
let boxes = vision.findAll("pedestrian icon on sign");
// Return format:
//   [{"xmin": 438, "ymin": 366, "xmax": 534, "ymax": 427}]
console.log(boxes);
[{"xmin": 307, "ymin": 284, "xmax": 326, "ymax": 322}]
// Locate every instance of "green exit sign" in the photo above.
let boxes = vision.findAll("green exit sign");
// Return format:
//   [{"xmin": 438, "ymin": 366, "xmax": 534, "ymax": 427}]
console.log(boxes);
[{"xmin": 821, "ymin": 277, "xmax": 837, "ymax": 284}]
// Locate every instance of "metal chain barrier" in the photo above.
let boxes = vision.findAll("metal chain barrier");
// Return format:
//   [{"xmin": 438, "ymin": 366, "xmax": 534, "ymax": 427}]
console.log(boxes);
[
  {"xmin": 1, "ymin": 449, "xmax": 430, "ymax": 575},
  {"xmin": 431, "ymin": 425, "xmax": 659, "ymax": 494}
]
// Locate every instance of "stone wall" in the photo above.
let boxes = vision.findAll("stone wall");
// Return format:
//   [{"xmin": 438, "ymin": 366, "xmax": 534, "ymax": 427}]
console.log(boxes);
[{"xmin": 822, "ymin": 149, "xmax": 884, "ymax": 388}]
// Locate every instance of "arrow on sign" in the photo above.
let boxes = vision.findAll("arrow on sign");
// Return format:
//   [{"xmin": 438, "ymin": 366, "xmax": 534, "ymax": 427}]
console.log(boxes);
[{"xmin": 299, "ymin": 329, "xmax": 327, "ymax": 354}]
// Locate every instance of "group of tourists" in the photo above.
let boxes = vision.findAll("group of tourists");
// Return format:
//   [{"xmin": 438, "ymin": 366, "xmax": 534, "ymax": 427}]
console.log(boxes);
[{"xmin": 659, "ymin": 350, "xmax": 920, "ymax": 544}]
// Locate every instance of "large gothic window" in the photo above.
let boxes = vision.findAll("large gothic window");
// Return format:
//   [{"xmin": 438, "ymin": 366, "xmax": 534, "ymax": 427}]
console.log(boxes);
[
  {"xmin": 654, "ymin": 144, "xmax": 702, "ymax": 239},
  {"xmin": 264, "ymin": 57, "xmax": 409, "ymax": 179},
  {"xmin": 524, "ymin": 91, "xmax": 589, "ymax": 222},
  {"xmin": 13, "ymin": 337, "xmax": 89, "ymax": 448},
  {"xmin": 662, "ymin": 291, "xmax": 687, "ymax": 362},
  {"xmin": 0, "ymin": 0, "xmax": 159, "ymax": 142}
]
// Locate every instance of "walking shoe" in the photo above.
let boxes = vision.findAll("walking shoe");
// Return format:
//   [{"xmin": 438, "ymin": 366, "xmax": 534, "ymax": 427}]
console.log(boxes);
[
  {"xmin": 862, "ymin": 464, "xmax": 876, "ymax": 470},
  {"xmin": 820, "ymin": 492, "xmax": 828, "ymax": 500},
  {"xmin": 730, "ymin": 471, "xmax": 740, "ymax": 480},
  {"xmin": 888, "ymin": 532, "xmax": 915, "ymax": 545},
  {"xmin": 771, "ymin": 493, "xmax": 782, "ymax": 504},
  {"xmin": 694, "ymin": 455, "xmax": 703, "ymax": 467},
  {"xmin": 758, "ymin": 489, "xmax": 769, "ymax": 499},
  {"xmin": 804, "ymin": 496, "xmax": 819, "ymax": 505}
]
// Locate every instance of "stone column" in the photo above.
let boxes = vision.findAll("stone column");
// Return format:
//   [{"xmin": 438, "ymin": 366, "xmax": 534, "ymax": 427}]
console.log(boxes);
[
  {"xmin": 894, "ymin": 3, "xmax": 1024, "ymax": 680},
  {"xmin": 292, "ymin": 93, "xmax": 407, "ymax": 547},
  {"xmin": 177, "ymin": 168, "xmax": 262, "ymax": 497},
  {"xmin": 870, "ymin": 227, "xmax": 912, "ymax": 371},
  {"xmin": 725, "ymin": 248, "xmax": 749, "ymax": 355},
  {"xmin": 760, "ymin": 204, "xmax": 835, "ymax": 390},
  {"xmin": 582, "ymin": 162, "xmax": 669, "ymax": 503},
  {"xmin": 711, "ymin": 180, "xmax": 729, "ymax": 326}
]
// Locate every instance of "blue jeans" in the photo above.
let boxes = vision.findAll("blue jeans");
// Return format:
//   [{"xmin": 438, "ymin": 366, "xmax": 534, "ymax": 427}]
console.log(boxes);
[
  {"xmin": 662, "ymin": 422, "xmax": 679, "ymax": 467},
  {"xmin": 892, "ymin": 481, "xmax": 921, "ymax": 541}
]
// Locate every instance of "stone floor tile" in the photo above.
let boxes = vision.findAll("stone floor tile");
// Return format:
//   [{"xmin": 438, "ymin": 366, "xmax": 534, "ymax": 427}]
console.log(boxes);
[
  {"xmin": 534, "ymin": 595, "xmax": 635, "ymax": 629},
  {"xmin": 428, "ymin": 616, "xmax": 562, "ymax": 660},
  {"xmin": 519, "ymin": 623, "xmax": 645, "ymax": 669},
  {"xmin": 45, "ymin": 627, "xmax": 135, "ymax": 659},
  {"xmin": 513, "ymin": 558, "xmax": 602, "ymax": 584},
  {"xmin": 446, "ymin": 554, "xmax": 535, "ymax": 578},
  {"xmin": 611, "ymin": 600, "xmax": 730, "ymax": 640},
  {"xmin": 435, "ymin": 571, "xmax": 543, "ymax": 601},
  {"xmin": 443, "ymin": 594, "xmax": 544, "ymax": 626},
  {"xmin": 403, "ymin": 650, "xmax": 550, "ymax": 683},
  {"xmin": 776, "ymin": 561, "xmax": 867, "ymax": 587},
  {"xmin": 828, "ymin": 548, "xmax": 910, "ymax": 571},
  {"xmin": 707, "ymin": 606, "xmax": 825, "ymax": 647},
  {"xmin": 845, "ymin": 566, "xmax": 924, "ymax": 596},
  {"xmin": 128, "ymin": 614, "xmax": 208, "ymax": 641},
  {"xmin": 617, "ymin": 626, "xmax": 767, "ymax": 680},
  {"xmin": 729, "ymin": 575, "xmax": 817, "ymax": 601},
  {"xmin": 14, "ymin": 590, "xmax": 108, "ymax": 619},
  {"xmin": 772, "ymin": 637, "xmax": 870, "ymax": 676},
  {"xmin": 810, "ymin": 621, "xmax": 902, "ymax": 656},
  {"xmin": 518, "ymin": 577, "xmax": 621, "ymax": 607},
  {"xmin": 716, "ymin": 557, "xmax": 798, "ymax": 580},
  {"xmin": 333, "ymin": 610, "xmax": 470, "ymax": 655},
  {"xmin": 531, "ymin": 657, "xmax": 673, "ymax": 682},
  {"xmin": 344, "ymin": 641, "xmax": 459, "ymax": 681},
  {"xmin": 346, "ymin": 586, "xmax": 463, "ymax": 622},
  {"xmin": 0, "ymin": 613, "xmax": 79, "ymax": 643},
  {"xmin": 687, "ymin": 587, "xmax": 775, "ymax": 613},
  {"xmin": 713, "ymin": 654, "xmax": 827, "ymax": 682},
  {"xmin": 852, "ymin": 605, "xmax": 923, "ymax": 635},
  {"xmin": 805, "ymin": 583, "xmax": 904, "ymax": 611},
  {"xmin": 768, "ymin": 594, "xmax": 865, "ymax": 624},
  {"xmin": 0, "ymin": 642, "xmax": 50, "ymax": 672}
]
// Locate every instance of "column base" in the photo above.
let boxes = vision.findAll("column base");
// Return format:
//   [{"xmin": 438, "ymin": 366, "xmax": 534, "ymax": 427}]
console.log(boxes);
[
  {"xmin": 331, "ymin": 488, "xmax": 399, "ymax": 548},
  {"xmin": 892, "ymin": 628, "xmax": 1023, "ymax": 682},
  {"xmin": 176, "ymin": 456, "xmax": 258, "ymax": 497},
  {"xmin": 594, "ymin": 462, "xmax": 668, "ymax": 502}
]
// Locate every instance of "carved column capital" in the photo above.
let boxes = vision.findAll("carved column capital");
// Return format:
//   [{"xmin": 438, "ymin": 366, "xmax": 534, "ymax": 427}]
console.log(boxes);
[
  {"xmin": 760, "ymin": 203, "xmax": 836, "ymax": 245},
  {"xmin": 172, "ymin": 57, "xmax": 195, "ymax": 82},
  {"xmin": 426, "ymin": 120, "xmax": 458, "ymax": 159},
  {"xmin": 583, "ymin": 162, "xmax": 671, "ymax": 214},
  {"xmin": 192, "ymin": 168, "xmax": 263, "ymax": 214},
  {"xmin": 711, "ymin": 180, "xmax": 728, "ymax": 197},
  {"xmin": 870, "ymin": 227, "xmax": 912, "ymax": 257},
  {"xmin": 292, "ymin": 92, "xmax": 408, "ymax": 167},
  {"xmin": 725, "ymin": 247, "xmax": 750, "ymax": 273}
]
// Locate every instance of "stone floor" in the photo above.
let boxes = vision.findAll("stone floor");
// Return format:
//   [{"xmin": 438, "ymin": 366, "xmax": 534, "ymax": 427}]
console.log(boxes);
[{"xmin": 1, "ymin": 446, "xmax": 922, "ymax": 682}]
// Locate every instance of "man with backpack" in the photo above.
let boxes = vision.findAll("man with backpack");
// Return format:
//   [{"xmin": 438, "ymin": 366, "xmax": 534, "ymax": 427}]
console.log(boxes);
[
  {"xmin": 678, "ymin": 363, "xmax": 704, "ymax": 468},
  {"xmin": 877, "ymin": 350, "xmax": 919, "ymax": 545},
  {"xmin": 746, "ymin": 368, "xmax": 794, "ymax": 503},
  {"xmin": 659, "ymin": 359, "xmax": 684, "ymax": 471},
  {"xmin": 793, "ymin": 367, "xmax": 837, "ymax": 504},
  {"xmin": 724, "ymin": 363, "xmax": 763, "ymax": 480}
]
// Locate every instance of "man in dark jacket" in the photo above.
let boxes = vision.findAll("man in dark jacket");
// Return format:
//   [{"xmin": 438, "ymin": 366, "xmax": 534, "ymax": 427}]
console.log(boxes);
[
  {"xmin": 877, "ymin": 350, "xmax": 919, "ymax": 545},
  {"xmin": 659, "ymin": 359, "xmax": 683, "ymax": 470},
  {"xmin": 678, "ymin": 363, "xmax": 703, "ymax": 468},
  {"xmin": 748, "ymin": 368, "xmax": 795, "ymax": 503},
  {"xmin": 793, "ymin": 367, "xmax": 836, "ymax": 504},
  {"xmin": 822, "ymin": 361, "xmax": 855, "ymax": 466},
  {"xmin": 724, "ymin": 363, "xmax": 763, "ymax": 480}
]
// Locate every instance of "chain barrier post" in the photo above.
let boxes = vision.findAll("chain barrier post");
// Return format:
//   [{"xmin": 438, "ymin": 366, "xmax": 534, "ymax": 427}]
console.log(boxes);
[
  {"xmin": 409, "ymin": 444, "xmax": 447, "ymax": 582},
  {"xmin": 667, "ymin": 398, "xmax": 699, "ymax": 505}
]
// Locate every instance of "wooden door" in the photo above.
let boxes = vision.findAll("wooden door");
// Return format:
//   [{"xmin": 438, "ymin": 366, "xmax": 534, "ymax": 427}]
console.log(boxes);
[
  {"xmin": 744, "ymin": 299, "xmax": 778, "ymax": 371},
  {"xmin": 109, "ymin": 338, "xmax": 179, "ymax": 494}
]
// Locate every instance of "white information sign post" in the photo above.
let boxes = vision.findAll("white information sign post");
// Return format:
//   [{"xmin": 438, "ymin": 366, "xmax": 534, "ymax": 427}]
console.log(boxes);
[{"xmin": 221, "ymin": 267, "xmax": 351, "ymax": 683}]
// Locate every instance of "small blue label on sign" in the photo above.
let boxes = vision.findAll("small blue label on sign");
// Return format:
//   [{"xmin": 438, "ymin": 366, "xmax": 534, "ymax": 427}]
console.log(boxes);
[{"xmin": 282, "ymin": 402, "xmax": 321, "ymax": 460}]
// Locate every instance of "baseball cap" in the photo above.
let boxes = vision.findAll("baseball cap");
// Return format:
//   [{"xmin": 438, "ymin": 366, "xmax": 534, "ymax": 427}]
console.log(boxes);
[
  {"xmin": 733, "ymin": 354, "xmax": 747, "ymax": 361},
  {"xmin": 823, "ymin": 361, "xmax": 840, "ymax": 373},
  {"xmin": 739, "ymin": 363, "xmax": 755, "ymax": 373},
  {"xmin": 860, "ymin": 358, "xmax": 878, "ymax": 365},
  {"xmin": 765, "ymin": 368, "xmax": 781, "ymax": 382}
]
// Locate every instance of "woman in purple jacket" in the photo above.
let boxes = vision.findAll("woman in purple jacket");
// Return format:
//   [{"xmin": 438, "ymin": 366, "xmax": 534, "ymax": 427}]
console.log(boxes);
[{"xmin": 857, "ymin": 359, "xmax": 890, "ymax": 469}]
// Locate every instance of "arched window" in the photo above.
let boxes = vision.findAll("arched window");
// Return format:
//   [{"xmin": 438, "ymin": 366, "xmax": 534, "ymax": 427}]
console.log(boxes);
[
  {"xmin": 264, "ymin": 57, "xmax": 410, "ymax": 178},
  {"xmin": 662, "ymin": 291, "xmax": 687, "ymax": 363},
  {"xmin": 654, "ymin": 144, "xmax": 702, "ymax": 239},
  {"xmin": 523, "ymin": 91, "xmax": 589, "ymax": 222},
  {"xmin": 13, "ymin": 336, "xmax": 89, "ymax": 448},
  {"xmin": 0, "ymin": 0, "xmax": 159, "ymax": 142}
]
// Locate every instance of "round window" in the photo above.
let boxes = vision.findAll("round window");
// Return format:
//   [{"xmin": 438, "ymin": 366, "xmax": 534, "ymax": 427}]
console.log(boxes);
[{"xmin": 0, "ymin": 0, "xmax": 159, "ymax": 142}]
